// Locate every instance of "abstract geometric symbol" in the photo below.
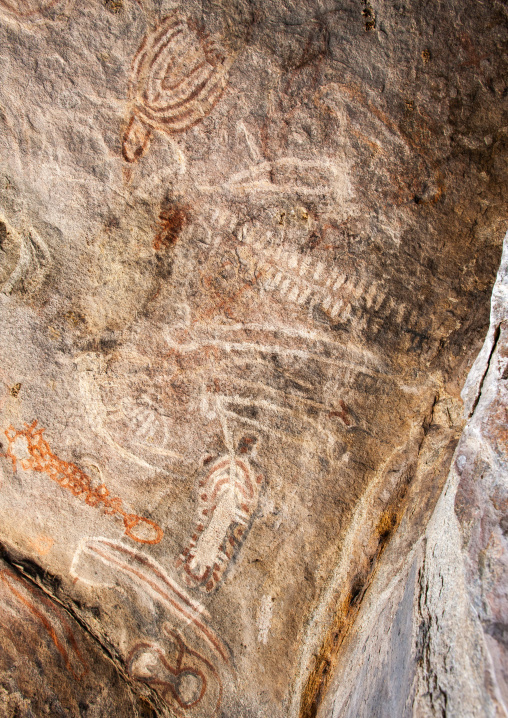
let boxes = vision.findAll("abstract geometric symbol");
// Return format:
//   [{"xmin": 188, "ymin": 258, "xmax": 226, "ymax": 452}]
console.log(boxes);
[
  {"xmin": 1, "ymin": 421, "xmax": 163, "ymax": 545},
  {"xmin": 127, "ymin": 625, "xmax": 222, "ymax": 718},
  {"xmin": 123, "ymin": 12, "xmax": 232, "ymax": 163},
  {"xmin": 177, "ymin": 456, "xmax": 263, "ymax": 592}
]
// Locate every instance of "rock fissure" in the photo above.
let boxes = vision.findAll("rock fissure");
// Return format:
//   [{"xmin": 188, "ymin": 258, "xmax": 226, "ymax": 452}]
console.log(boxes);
[
  {"xmin": 299, "ymin": 397, "xmax": 445, "ymax": 718},
  {"xmin": 0, "ymin": 541, "xmax": 163, "ymax": 716},
  {"xmin": 467, "ymin": 323, "xmax": 501, "ymax": 420}
]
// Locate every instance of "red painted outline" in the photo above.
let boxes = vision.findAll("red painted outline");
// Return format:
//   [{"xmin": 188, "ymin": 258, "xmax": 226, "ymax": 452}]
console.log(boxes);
[{"xmin": 1, "ymin": 421, "xmax": 163, "ymax": 545}]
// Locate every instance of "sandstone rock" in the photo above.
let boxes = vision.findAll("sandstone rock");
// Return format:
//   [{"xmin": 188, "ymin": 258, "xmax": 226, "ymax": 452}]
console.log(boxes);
[
  {"xmin": 0, "ymin": 555, "xmax": 153, "ymax": 717},
  {"xmin": 318, "ymin": 231, "xmax": 508, "ymax": 718},
  {"xmin": 0, "ymin": 1, "xmax": 506, "ymax": 716}
]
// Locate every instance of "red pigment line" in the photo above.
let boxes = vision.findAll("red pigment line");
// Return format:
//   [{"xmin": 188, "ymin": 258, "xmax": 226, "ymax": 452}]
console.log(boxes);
[
  {"xmin": 6, "ymin": 570, "xmax": 89, "ymax": 678},
  {"xmin": 98, "ymin": 540, "xmax": 205, "ymax": 617},
  {"xmin": 2, "ymin": 422, "xmax": 163, "ymax": 545},
  {"xmin": 89, "ymin": 545, "xmax": 229, "ymax": 663},
  {"xmin": 152, "ymin": 14, "xmax": 184, "ymax": 49},
  {"xmin": 162, "ymin": 627, "xmax": 223, "ymax": 712},
  {"xmin": 147, "ymin": 28, "xmax": 186, "ymax": 76}
]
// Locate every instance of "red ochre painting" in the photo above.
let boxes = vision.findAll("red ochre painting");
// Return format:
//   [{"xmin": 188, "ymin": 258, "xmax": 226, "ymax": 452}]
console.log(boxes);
[
  {"xmin": 177, "ymin": 456, "xmax": 263, "ymax": 592},
  {"xmin": 1, "ymin": 421, "xmax": 163, "ymax": 544}
]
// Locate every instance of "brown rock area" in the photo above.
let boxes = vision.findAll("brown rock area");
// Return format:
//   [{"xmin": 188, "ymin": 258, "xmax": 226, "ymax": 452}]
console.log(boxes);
[
  {"xmin": 317, "ymin": 235, "xmax": 508, "ymax": 718},
  {"xmin": 0, "ymin": 555, "xmax": 153, "ymax": 717},
  {"xmin": 0, "ymin": 1, "xmax": 506, "ymax": 716}
]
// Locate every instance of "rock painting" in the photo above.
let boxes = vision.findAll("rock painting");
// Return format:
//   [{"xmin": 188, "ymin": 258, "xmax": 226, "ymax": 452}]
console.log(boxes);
[
  {"xmin": 0, "ymin": 219, "xmax": 50, "ymax": 295},
  {"xmin": 231, "ymin": 219, "xmax": 426, "ymax": 337},
  {"xmin": 70, "ymin": 540, "xmax": 228, "ymax": 713},
  {"xmin": 198, "ymin": 157, "xmax": 348, "ymax": 203},
  {"xmin": 78, "ymin": 323, "xmax": 371, "ymax": 477},
  {"xmin": 71, "ymin": 537, "xmax": 229, "ymax": 663},
  {"xmin": 177, "ymin": 456, "xmax": 263, "ymax": 593},
  {"xmin": 153, "ymin": 200, "xmax": 190, "ymax": 251},
  {"xmin": 1, "ymin": 421, "xmax": 163, "ymax": 544},
  {"xmin": 240, "ymin": 222, "xmax": 377, "ymax": 322},
  {"xmin": 257, "ymin": 594, "xmax": 274, "ymax": 645},
  {"xmin": 122, "ymin": 11, "xmax": 233, "ymax": 163},
  {"xmin": 127, "ymin": 625, "xmax": 223, "ymax": 718},
  {"xmin": 0, "ymin": 567, "xmax": 88, "ymax": 680},
  {"xmin": 77, "ymin": 348, "xmax": 195, "ymax": 473}
]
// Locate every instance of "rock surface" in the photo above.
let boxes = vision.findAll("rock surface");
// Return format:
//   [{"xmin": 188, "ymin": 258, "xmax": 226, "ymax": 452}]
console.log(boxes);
[
  {"xmin": 0, "ymin": 1, "xmax": 507, "ymax": 716},
  {"xmin": 0, "ymin": 555, "xmax": 153, "ymax": 717},
  {"xmin": 317, "ymin": 231, "xmax": 508, "ymax": 718}
]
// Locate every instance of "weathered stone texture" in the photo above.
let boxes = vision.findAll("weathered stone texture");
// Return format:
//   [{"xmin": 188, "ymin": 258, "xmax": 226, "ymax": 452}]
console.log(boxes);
[
  {"xmin": 319, "ymin": 234, "xmax": 508, "ymax": 718},
  {"xmin": 0, "ymin": 555, "xmax": 153, "ymax": 717},
  {"xmin": 0, "ymin": 0, "xmax": 506, "ymax": 716}
]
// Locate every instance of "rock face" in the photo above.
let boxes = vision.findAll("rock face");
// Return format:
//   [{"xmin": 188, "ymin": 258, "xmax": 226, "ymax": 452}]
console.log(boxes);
[
  {"xmin": 0, "ymin": 556, "xmax": 153, "ymax": 717},
  {"xmin": 0, "ymin": 1, "xmax": 506, "ymax": 716},
  {"xmin": 316, "ymin": 233, "xmax": 508, "ymax": 718}
]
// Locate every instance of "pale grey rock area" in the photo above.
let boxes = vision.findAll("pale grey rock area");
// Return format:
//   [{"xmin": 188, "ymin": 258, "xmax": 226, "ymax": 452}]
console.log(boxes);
[
  {"xmin": 0, "ymin": 1, "xmax": 507, "ymax": 717},
  {"xmin": 319, "ymin": 233, "xmax": 508, "ymax": 718}
]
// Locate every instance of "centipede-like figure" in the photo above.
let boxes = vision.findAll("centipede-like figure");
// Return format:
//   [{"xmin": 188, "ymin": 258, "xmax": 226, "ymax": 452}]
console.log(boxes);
[{"xmin": 177, "ymin": 456, "xmax": 263, "ymax": 592}]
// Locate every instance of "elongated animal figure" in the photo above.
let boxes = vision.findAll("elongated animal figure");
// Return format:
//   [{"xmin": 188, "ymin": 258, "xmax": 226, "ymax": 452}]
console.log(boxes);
[
  {"xmin": 177, "ymin": 456, "xmax": 263, "ymax": 593},
  {"xmin": 123, "ymin": 12, "xmax": 233, "ymax": 163}
]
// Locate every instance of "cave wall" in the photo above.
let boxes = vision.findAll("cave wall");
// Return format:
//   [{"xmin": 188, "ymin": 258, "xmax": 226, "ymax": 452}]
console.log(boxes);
[{"xmin": 0, "ymin": 1, "xmax": 507, "ymax": 716}]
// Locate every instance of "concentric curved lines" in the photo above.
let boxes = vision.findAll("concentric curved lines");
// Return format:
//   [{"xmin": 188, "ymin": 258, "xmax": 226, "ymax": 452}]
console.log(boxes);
[
  {"xmin": 72, "ymin": 537, "xmax": 230, "ymax": 663},
  {"xmin": 177, "ymin": 456, "xmax": 263, "ymax": 593},
  {"xmin": 123, "ymin": 12, "xmax": 232, "ymax": 161},
  {"xmin": 0, "ymin": 569, "xmax": 89, "ymax": 681},
  {"xmin": 0, "ymin": 222, "xmax": 51, "ymax": 296},
  {"xmin": 136, "ymin": 67, "xmax": 228, "ymax": 133}
]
